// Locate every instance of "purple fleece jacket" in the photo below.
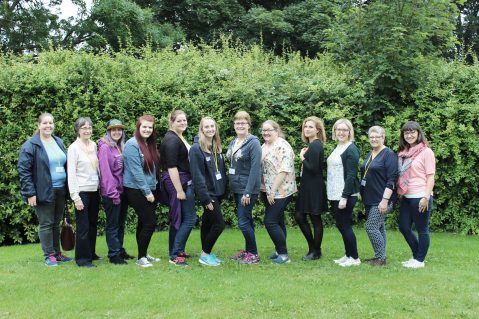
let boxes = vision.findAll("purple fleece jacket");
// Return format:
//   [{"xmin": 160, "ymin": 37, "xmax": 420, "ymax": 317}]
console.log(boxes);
[{"xmin": 98, "ymin": 138, "xmax": 123, "ymax": 202}]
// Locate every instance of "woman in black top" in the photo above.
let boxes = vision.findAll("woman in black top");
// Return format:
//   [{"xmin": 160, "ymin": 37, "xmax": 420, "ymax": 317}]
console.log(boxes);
[
  {"xmin": 360, "ymin": 126, "xmax": 398, "ymax": 266},
  {"xmin": 295, "ymin": 116, "xmax": 327, "ymax": 261},
  {"xmin": 159, "ymin": 110, "xmax": 197, "ymax": 266}
]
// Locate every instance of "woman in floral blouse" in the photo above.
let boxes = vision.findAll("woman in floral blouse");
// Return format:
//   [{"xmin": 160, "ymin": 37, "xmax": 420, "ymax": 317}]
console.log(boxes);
[{"xmin": 260, "ymin": 120, "xmax": 297, "ymax": 264}]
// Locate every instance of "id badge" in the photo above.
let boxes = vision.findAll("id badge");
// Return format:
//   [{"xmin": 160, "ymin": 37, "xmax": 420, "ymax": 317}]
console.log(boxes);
[
  {"xmin": 229, "ymin": 168, "xmax": 235, "ymax": 175},
  {"xmin": 361, "ymin": 179, "xmax": 366, "ymax": 186},
  {"xmin": 91, "ymin": 175, "xmax": 99, "ymax": 182},
  {"xmin": 55, "ymin": 166, "xmax": 65, "ymax": 173},
  {"xmin": 215, "ymin": 173, "xmax": 222, "ymax": 180},
  {"xmin": 206, "ymin": 156, "xmax": 211, "ymax": 161}
]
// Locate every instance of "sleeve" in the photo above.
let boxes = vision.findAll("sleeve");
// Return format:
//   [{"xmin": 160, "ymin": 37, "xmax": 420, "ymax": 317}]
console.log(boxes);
[
  {"xmin": 98, "ymin": 144, "xmax": 120, "ymax": 200},
  {"xmin": 278, "ymin": 141, "xmax": 295, "ymax": 173},
  {"xmin": 189, "ymin": 146, "xmax": 212, "ymax": 205},
  {"xmin": 17, "ymin": 142, "xmax": 36, "ymax": 200},
  {"xmin": 302, "ymin": 141, "xmax": 323, "ymax": 175},
  {"xmin": 163, "ymin": 137, "xmax": 181, "ymax": 168},
  {"xmin": 384, "ymin": 149, "xmax": 399, "ymax": 190},
  {"xmin": 245, "ymin": 139, "xmax": 262, "ymax": 195},
  {"xmin": 67, "ymin": 143, "xmax": 80, "ymax": 202},
  {"xmin": 423, "ymin": 148, "xmax": 436, "ymax": 175},
  {"xmin": 342, "ymin": 145, "xmax": 360, "ymax": 198},
  {"xmin": 124, "ymin": 143, "xmax": 152, "ymax": 197}
]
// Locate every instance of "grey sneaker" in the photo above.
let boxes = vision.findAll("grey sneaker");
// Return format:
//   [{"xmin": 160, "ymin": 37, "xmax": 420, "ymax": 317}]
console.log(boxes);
[
  {"xmin": 146, "ymin": 254, "xmax": 160, "ymax": 262},
  {"xmin": 136, "ymin": 257, "xmax": 153, "ymax": 268}
]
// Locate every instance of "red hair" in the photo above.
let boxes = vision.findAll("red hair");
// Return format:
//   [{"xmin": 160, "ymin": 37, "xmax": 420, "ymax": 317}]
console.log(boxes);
[{"xmin": 134, "ymin": 115, "xmax": 160, "ymax": 176}]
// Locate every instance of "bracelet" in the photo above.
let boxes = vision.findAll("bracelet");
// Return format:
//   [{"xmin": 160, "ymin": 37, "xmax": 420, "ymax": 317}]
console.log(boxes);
[
  {"xmin": 382, "ymin": 197, "xmax": 390, "ymax": 200},
  {"xmin": 422, "ymin": 196, "xmax": 429, "ymax": 200}
]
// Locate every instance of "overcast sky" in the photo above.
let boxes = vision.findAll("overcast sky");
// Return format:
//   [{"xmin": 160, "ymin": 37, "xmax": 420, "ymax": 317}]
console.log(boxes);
[{"xmin": 56, "ymin": 0, "xmax": 93, "ymax": 20}]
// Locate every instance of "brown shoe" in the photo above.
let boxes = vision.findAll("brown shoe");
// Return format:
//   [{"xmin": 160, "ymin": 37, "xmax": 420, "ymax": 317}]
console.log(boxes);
[{"xmin": 370, "ymin": 258, "xmax": 387, "ymax": 266}]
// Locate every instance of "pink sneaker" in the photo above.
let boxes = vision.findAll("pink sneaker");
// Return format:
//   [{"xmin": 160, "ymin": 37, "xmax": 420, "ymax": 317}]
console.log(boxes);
[
  {"xmin": 230, "ymin": 250, "xmax": 247, "ymax": 261},
  {"xmin": 239, "ymin": 252, "xmax": 260, "ymax": 264}
]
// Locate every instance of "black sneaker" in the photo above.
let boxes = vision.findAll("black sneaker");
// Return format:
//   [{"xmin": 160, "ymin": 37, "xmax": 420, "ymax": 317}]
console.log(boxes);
[
  {"xmin": 92, "ymin": 254, "xmax": 102, "ymax": 261},
  {"xmin": 121, "ymin": 251, "xmax": 135, "ymax": 260},
  {"xmin": 110, "ymin": 255, "xmax": 127, "ymax": 265}
]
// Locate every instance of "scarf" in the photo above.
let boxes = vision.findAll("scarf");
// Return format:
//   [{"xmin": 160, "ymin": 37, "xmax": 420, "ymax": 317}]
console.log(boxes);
[{"xmin": 397, "ymin": 142, "xmax": 427, "ymax": 195}]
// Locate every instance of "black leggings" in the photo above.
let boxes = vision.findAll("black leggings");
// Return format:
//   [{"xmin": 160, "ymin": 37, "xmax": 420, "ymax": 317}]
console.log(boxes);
[
  {"xmin": 124, "ymin": 187, "xmax": 157, "ymax": 259},
  {"xmin": 331, "ymin": 197, "xmax": 358, "ymax": 259},
  {"xmin": 200, "ymin": 199, "xmax": 225, "ymax": 254},
  {"xmin": 294, "ymin": 211, "xmax": 324, "ymax": 255}
]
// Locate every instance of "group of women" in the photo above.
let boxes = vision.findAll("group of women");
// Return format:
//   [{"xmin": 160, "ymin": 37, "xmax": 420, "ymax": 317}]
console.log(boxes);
[{"xmin": 18, "ymin": 111, "xmax": 435, "ymax": 269}]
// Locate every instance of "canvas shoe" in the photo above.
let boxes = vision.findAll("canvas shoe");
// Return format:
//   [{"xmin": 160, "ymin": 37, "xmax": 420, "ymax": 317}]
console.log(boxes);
[
  {"xmin": 146, "ymin": 254, "xmax": 160, "ymax": 262},
  {"xmin": 272, "ymin": 254, "xmax": 291, "ymax": 264},
  {"xmin": 55, "ymin": 252, "xmax": 72, "ymax": 262},
  {"xmin": 169, "ymin": 256, "xmax": 188, "ymax": 267},
  {"xmin": 136, "ymin": 257, "xmax": 153, "ymax": 268},
  {"xmin": 239, "ymin": 252, "xmax": 260, "ymax": 265},
  {"xmin": 44, "ymin": 254, "xmax": 58, "ymax": 267},
  {"xmin": 403, "ymin": 259, "xmax": 425, "ymax": 269},
  {"xmin": 230, "ymin": 250, "xmax": 247, "ymax": 261},
  {"xmin": 339, "ymin": 257, "xmax": 361, "ymax": 267},
  {"xmin": 334, "ymin": 255, "xmax": 349, "ymax": 264},
  {"xmin": 199, "ymin": 254, "xmax": 220, "ymax": 267}
]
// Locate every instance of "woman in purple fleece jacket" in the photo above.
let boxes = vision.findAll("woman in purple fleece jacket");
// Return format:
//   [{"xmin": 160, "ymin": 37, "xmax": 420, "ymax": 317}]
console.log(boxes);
[{"xmin": 98, "ymin": 119, "xmax": 133, "ymax": 264}]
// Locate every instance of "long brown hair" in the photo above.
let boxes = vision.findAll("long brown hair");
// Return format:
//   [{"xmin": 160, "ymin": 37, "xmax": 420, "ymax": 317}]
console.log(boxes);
[
  {"xmin": 301, "ymin": 116, "xmax": 326, "ymax": 143},
  {"xmin": 134, "ymin": 115, "xmax": 160, "ymax": 175}
]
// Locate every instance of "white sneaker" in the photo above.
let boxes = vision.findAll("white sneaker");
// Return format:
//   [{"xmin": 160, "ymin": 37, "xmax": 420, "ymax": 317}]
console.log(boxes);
[
  {"xmin": 136, "ymin": 257, "xmax": 153, "ymax": 268},
  {"xmin": 339, "ymin": 257, "xmax": 361, "ymax": 267},
  {"xmin": 403, "ymin": 259, "xmax": 425, "ymax": 268},
  {"xmin": 334, "ymin": 255, "xmax": 349, "ymax": 264},
  {"xmin": 146, "ymin": 254, "xmax": 160, "ymax": 262},
  {"xmin": 401, "ymin": 258, "xmax": 414, "ymax": 266}
]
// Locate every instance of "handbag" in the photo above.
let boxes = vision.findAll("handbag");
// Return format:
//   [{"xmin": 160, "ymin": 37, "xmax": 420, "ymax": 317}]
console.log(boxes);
[{"xmin": 60, "ymin": 203, "xmax": 75, "ymax": 251}]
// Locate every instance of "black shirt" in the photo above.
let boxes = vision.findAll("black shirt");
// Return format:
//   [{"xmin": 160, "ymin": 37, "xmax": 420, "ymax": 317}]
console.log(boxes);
[{"xmin": 159, "ymin": 130, "xmax": 190, "ymax": 173}]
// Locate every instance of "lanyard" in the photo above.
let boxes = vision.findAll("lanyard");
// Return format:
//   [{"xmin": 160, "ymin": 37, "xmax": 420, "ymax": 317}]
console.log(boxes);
[{"xmin": 363, "ymin": 148, "xmax": 385, "ymax": 178}]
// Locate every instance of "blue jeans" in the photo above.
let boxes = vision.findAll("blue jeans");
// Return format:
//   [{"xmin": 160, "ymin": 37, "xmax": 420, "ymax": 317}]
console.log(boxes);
[
  {"xmin": 263, "ymin": 193, "xmax": 290, "ymax": 255},
  {"xmin": 234, "ymin": 193, "xmax": 258, "ymax": 254},
  {"xmin": 399, "ymin": 197, "xmax": 433, "ymax": 262},
  {"xmin": 331, "ymin": 197, "xmax": 358, "ymax": 259},
  {"xmin": 75, "ymin": 191, "xmax": 100, "ymax": 266},
  {"xmin": 102, "ymin": 196, "xmax": 127, "ymax": 258},
  {"xmin": 170, "ymin": 185, "xmax": 197, "ymax": 258}
]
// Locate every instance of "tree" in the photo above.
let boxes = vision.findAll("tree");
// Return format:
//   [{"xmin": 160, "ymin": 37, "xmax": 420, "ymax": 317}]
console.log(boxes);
[{"xmin": 456, "ymin": 0, "xmax": 479, "ymax": 63}]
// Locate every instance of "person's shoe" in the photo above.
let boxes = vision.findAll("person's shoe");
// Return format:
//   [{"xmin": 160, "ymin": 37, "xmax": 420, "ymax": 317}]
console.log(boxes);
[
  {"xmin": 146, "ymin": 254, "xmax": 160, "ymax": 262},
  {"xmin": 121, "ymin": 251, "xmax": 135, "ymax": 260},
  {"xmin": 239, "ymin": 252, "xmax": 260, "ymax": 265},
  {"xmin": 178, "ymin": 251, "xmax": 191, "ymax": 258},
  {"xmin": 169, "ymin": 256, "xmax": 188, "ymax": 266},
  {"xmin": 230, "ymin": 250, "xmax": 247, "ymax": 261},
  {"xmin": 302, "ymin": 251, "xmax": 320, "ymax": 261},
  {"xmin": 339, "ymin": 257, "xmax": 361, "ymax": 267},
  {"xmin": 363, "ymin": 257, "xmax": 378, "ymax": 262},
  {"xmin": 44, "ymin": 255, "xmax": 58, "ymax": 267},
  {"xmin": 403, "ymin": 259, "xmax": 425, "ymax": 268},
  {"xmin": 272, "ymin": 254, "xmax": 291, "ymax": 264},
  {"xmin": 369, "ymin": 258, "xmax": 387, "ymax": 266},
  {"xmin": 401, "ymin": 258, "xmax": 415, "ymax": 265},
  {"xmin": 55, "ymin": 252, "xmax": 72, "ymax": 262},
  {"xmin": 92, "ymin": 254, "xmax": 102, "ymax": 261},
  {"xmin": 110, "ymin": 255, "xmax": 127, "ymax": 265},
  {"xmin": 136, "ymin": 257, "xmax": 153, "ymax": 268},
  {"xmin": 78, "ymin": 262, "xmax": 96, "ymax": 268},
  {"xmin": 269, "ymin": 251, "xmax": 279, "ymax": 260},
  {"xmin": 210, "ymin": 253, "xmax": 222, "ymax": 263},
  {"xmin": 334, "ymin": 255, "xmax": 349, "ymax": 264},
  {"xmin": 199, "ymin": 254, "xmax": 220, "ymax": 266}
]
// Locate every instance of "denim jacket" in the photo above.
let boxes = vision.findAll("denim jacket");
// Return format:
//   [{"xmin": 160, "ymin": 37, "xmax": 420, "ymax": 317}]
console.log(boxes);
[{"xmin": 123, "ymin": 137, "xmax": 157, "ymax": 196}]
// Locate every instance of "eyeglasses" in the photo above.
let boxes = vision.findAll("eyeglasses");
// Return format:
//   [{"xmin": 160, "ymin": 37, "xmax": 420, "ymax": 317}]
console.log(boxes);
[
  {"xmin": 369, "ymin": 135, "xmax": 384, "ymax": 140},
  {"xmin": 403, "ymin": 130, "xmax": 417, "ymax": 137},
  {"xmin": 234, "ymin": 122, "xmax": 249, "ymax": 126},
  {"xmin": 261, "ymin": 129, "xmax": 276, "ymax": 133},
  {"xmin": 80, "ymin": 127, "xmax": 92, "ymax": 131},
  {"xmin": 335, "ymin": 128, "xmax": 349, "ymax": 132}
]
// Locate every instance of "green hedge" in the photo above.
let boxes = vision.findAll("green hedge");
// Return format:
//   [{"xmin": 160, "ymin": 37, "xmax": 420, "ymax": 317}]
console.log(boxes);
[{"xmin": 1, "ymin": 45, "xmax": 478, "ymax": 245}]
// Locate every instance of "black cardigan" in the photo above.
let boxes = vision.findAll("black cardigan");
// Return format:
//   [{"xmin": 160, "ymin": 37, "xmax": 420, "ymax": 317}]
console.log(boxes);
[{"xmin": 339, "ymin": 143, "xmax": 360, "ymax": 198}]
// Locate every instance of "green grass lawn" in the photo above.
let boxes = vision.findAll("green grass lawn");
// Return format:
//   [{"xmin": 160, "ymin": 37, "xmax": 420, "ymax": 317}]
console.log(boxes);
[{"xmin": 0, "ymin": 227, "xmax": 477, "ymax": 318}]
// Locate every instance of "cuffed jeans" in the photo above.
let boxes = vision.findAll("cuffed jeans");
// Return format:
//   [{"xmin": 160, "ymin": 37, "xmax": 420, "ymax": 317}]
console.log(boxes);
[
  {"xmin": 399, "ymin": 197, "xmax": 433, "ymax": 262},
  {"xmin": 170, "ymin": 185, "xmax": 197, "ymax": 258},
  {"xmin": 263, "ymin": 193, "xmax": 291, "ymax": 255},
  {"xmin": 75, "ymin": 191, "xmax": 100, "ymax": 266},
  {"xmin": 331, "ymin": 196, "xmax": 359, "ymax": 259},
  {"xmin": 234, "ymin": 193, "xmax": 259, "ymax": 254},
  {"xmin": 35, "ymin": 188, "xmax": 65, "ymax": 257}
]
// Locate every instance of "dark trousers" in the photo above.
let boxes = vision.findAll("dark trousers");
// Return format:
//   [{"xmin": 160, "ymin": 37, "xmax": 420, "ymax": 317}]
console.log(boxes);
[
  {"xmin": 75, "ymin": 191, "xmax": 100, "ymax": 266},
  {"xmin": 200, "ymin": 198, "xmax": 225, "ymax": 254},
  {"xmin": 170, "ymin": 185, "xmax": 197, "ymax": 258},
  {"xmin": 331, "ymin": 197, "xmax": 358, "ymax": 259},
  {"xmin": 399, "ymin": 197, "xmax": 433, "ymax": 262},
  {"xmin": 234, "ymin": 193, "xmax": 259, "ymax": 254},
  {"xmin": 262, "ymin": 193, "xmax": 291, "ymax": 255},
  {"xmin": 35, "ymin": 188, "xmax": 65, "ymax": 257},
  {"xmin": 125, "ymin": 187, "xmax": 157, "ymax": 259},
  {"xmin": 294, "ymin": 212, "xmax": 324, "ymax": 255},
  {"xmin": 102, "ymin": 194, "xmax": 128, "ymax": 258}
]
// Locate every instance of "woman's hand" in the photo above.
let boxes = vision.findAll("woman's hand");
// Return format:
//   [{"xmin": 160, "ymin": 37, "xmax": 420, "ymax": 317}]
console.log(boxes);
[
  {"xmin": 267, "ymin": 193, "xmax": 275, "ymax": 205},
  {"xmin": 177, "ymin": 190, "xmax": 186, "ymax": 200},
  {"xmin": 205, "ymin": 202, "xmax": 214, "ymax": 211},
  {"xmin": 27, "ymin": 196, "xmax": 37, "ymax": 207},
  {"xmin": 146, "ymin": 193, "xmax": 155, "ymax": 203},
  {"xmin": 74, "ymin": 199, "xmax": 84, "ymax": 211},
  {"xmin": 241, "ymin": 195, "xmax": 250, "ymax": 206},
  {"xmin": 419, "ymin": 197, "xmax": 429, "ymax": 213},
  {"xmin": 300, "ymin": 147, "xmax": 308, "ymax": 161},
  {"xmin": 378, "ymin": 199, "xmax": 389, "ymax": 214},
  {"xmin": 338, "ymin": 198, "xmax": 347, "ymax": 209}
]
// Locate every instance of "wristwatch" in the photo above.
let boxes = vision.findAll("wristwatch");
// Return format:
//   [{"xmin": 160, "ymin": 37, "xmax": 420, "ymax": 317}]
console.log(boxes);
[{"xmin": 244, "ymin": 194, "xmax": 250, "ymax": 198}]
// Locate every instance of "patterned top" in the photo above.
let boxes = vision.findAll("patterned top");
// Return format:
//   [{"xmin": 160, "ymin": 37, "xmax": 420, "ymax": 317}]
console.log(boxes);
[
  {"xmin": 261, "ymin": 137, "xmax": 297, "ymax": 199},
  {"xmin": 327, "ymin": 142, "xmax": 350, "ymax": 200}
]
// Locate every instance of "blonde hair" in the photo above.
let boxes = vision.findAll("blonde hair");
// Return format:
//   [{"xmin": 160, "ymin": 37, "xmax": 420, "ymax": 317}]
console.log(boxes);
[
  {"xmin": 198, "ymin": 117, "xmax": 222, "ymax": 153},
  {"xmin": 233, "ymin": 111, "xmax": 251, "ymax": 127},
  {"xmin": 168, "ymin": 110, "xmax": 187, "ymax": 130},
  {"xmin": 262, "ymin": 119, "xmax": 285, "ymax": 138},
  {"xmin": 332, "ymin": 118, "xmax": 355, "ymax": 142},
  {"xmin": 301, "ymin": 116, "xmax": 326, "ymax": 143}
]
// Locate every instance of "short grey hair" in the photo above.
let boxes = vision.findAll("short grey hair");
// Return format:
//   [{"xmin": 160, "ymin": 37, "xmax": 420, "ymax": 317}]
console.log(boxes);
[
  {"xmin": 74, "ymin": 117, "xmax": 93, "ymax": 137},
  {"xmin": 368, "ymin": 125, "xmax": 385, "ymax": 138}
]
